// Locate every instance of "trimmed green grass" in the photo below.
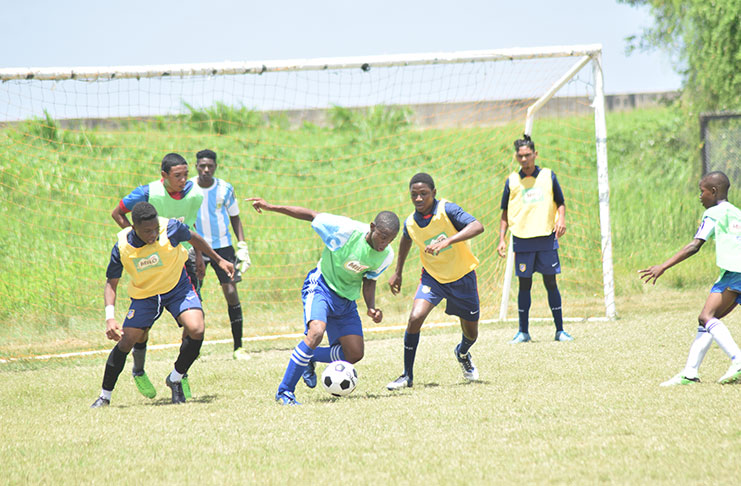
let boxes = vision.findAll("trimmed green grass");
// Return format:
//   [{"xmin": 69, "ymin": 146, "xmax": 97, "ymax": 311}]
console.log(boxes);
[{"xmin": 2, "ymin": 288, "xmax": 740, "ymax": 485}]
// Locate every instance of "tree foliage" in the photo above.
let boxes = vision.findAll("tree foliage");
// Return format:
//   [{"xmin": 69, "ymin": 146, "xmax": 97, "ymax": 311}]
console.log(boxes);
[{"xmin": 620, "ymin": 0, "xmax": 740, "ymax": 111}]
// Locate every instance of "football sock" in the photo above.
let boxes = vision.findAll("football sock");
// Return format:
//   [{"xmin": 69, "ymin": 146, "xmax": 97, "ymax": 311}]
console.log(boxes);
[
  {"xmin": 683, "ymin": 326, "xmax": 713, "ymax": 378},
  {"xmin": 403, "ymin": 331, "xmax": 420, "ymax": 380},
  {"xmin": 544, "ymin": 274, "xmax": 563, "ymax": 332},
  {"xmin": 278, "ymin": 341, "xmax": 314, "ymax": 394},
  {"xmin": 517, "ymin": 277, "xmax": 532, "ymax": 334},
  {"xmin": 169, "ymin": 369, "xmax": 184, "ymax": 383},
  {"xmin": 131, "ymin": 340, "xmax": 147, "ymax": 375},
  {"xmin": 174, "ymin": 335, "xmax": 203, "ymax": 375},
  {"xmin": 458, "ymin": 333, "xmax": 476, "ymax": 356},
  {"xmin": 706, "ymin": 318, "xmax": 741, "ymax": 362},
  {"xmin": 102, "ymin": 344, "xmax": 129, "ymax": 392},
  {"xmin": 313, "ymin": 344, "xmax": 345, "ymax": 363},
  {"xmin": 100, "ymin": 389, "xmax": 112, "ymax": 400},
  {"xmin": 228, "ymin": 304, "xmax": 243, "ymax": 350}
]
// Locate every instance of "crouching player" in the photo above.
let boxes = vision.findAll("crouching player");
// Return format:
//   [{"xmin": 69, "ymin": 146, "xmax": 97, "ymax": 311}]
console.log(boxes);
[
  {"xmin": 640, "ymin": 171, "xmax": 741, "ymax": 385},
  {"xmin": 247, "ymin": 197, "xmax": 399, "ymax": 405},
  {"xmin": 91, "ymin": 202, "xmax": 234, "ymax": 407}
]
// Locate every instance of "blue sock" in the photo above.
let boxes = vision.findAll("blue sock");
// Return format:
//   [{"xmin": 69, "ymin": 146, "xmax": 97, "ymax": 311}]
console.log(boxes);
[
  {"xmin": 313, "ymin": 344, "xmax": 345, "ymax": 363},
  {"xmin": 544, "ymin": 276, "xmax": 563, "ymax": 332},
  {"xmin": 458, "ymin": 334, "xmax": 477, "ymax": 356},
  {"xmin": 404, "ymin": 332, "xmax": 420, "ymax": 380},
  {"xmin": 277, "ymin": 341, "xmax": 314, "ymax": 395},
  {"xmin": 518, "ymin": 277, "xmax": 532, "ymax": 334}
]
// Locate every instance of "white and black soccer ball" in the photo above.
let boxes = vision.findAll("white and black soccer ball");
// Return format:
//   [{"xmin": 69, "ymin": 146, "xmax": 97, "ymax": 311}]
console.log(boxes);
[{"xmin": 321, "ymin": 360, "xmax": 358, "ymax": 397}]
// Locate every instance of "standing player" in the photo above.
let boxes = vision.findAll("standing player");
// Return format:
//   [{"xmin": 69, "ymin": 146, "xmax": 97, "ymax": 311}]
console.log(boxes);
[
  {"xmin": 192, "ymin": 150, "xmax": 251, "ymax": 360},
  {"xmin": 111, "ymin": 152, "xmax": 204, "ymax": 399},
  {"xmin": 386, "ymin": 173, "xmax": 484, "ymax": 390},
  {"xmin": 247, "ymin": 197, "xmax": 399, "ymax": 405},
  {"xmin": 497, "ymin": 134, "xmax": 572, "ymax": 343},
  {"xmin": 91, "ymin": 202, "xmax": 234, "ymax": 407},
  {"xmin": 640, "ymin": 171, "xmax": 741, "ymax": 385}
]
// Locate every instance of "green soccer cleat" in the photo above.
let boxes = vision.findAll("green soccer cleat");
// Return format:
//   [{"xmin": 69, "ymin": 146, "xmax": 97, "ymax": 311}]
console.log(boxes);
[
  {"xmin": 660, "ymin": 373, "xmax": 701, "ymax": 387},
  {"xmin": 133, "ymin": 372, "xmax": 156, "ymax": 399},
  {"xmin": 718, "ymin": 362, "xmax": 741, "ymax": 384},
  {"xmin": 233, "ymin": 347, "xmax": 251, "ymax": 361},
  {"xmin": 181, "ymin": 374, "xmax": 192, "ymax": 400}
]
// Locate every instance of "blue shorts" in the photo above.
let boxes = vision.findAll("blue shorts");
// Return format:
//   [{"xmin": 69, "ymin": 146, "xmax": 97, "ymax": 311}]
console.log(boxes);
[
  {"xmin": 123, "ymin": 272, "xmax": 203, "ymax": 329},
  {"xmin": 301, "ymin": 267, "xmax": 363, "ymax": 346},
  {"xmin": 413, "ymin": 269, "xmax": 480, "ymax": 320},
  {"xmin": 515, "ymin": 249, "xmax": 561, "ymax": 278},
  {"xmin": 711, "ymin": 270, "xmax": 741, "ymax": 304}
]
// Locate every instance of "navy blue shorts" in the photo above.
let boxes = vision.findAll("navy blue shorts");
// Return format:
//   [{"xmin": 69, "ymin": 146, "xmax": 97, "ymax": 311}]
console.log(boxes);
[
  {"xmin": 515, "ymin": 249, "xmax": 561, "ymax": 278},
  {"xmin": 301, "ymin": 267, "xmax": 363, "ymax": 346},
  {"xmin": 123, "ymin": 273, "xmax": 203, "ymax": 329},
  {"xmin": 413, "ymin": 269, "xmax": 480, "ymax": 320}
]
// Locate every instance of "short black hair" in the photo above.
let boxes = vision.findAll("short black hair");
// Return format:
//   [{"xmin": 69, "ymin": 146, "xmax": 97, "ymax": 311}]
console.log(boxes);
[
  {"xmin": 131, "ymin": 202, "xmax": 158, "ymax": 225},
  {"xmin": 196, "ymin": 149, "xmax": 217, "ymax": 162},
  {"xmin": 703, "ymin": 171, "xmax": 731, "ymax": 196},
  {"xmin": 374, "ymin": 211, "xmax": 400, "ymax": 234},
  {"xmin": 409, "ymin": 172, "xmax": 435, "ymax": 190},
  {"xmin": 514, "ymin": 134, "xmax": 535, "ymax": 151},
  {"xmin": 161, "ymin": 153, "xmax": 188, "ymax": 173}
]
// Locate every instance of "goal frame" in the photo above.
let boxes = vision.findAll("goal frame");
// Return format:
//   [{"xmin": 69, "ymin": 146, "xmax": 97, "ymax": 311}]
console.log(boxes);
[{"xmin": 1, "ymin": 43, "xmax": 616, "ymax": 320}]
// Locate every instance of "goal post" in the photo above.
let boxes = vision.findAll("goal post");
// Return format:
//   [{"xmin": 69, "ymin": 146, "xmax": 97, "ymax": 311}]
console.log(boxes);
[{"xmin": 0, "ymin": 44, "xmax": 616, "ymax": 356}]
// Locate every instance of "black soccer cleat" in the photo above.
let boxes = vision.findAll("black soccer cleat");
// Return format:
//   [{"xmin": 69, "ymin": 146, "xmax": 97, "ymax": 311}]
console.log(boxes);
[
  {"xmin": 90, "ymin": 396, "xmax": 110, "ymax": 409},
  {"xmin": 165, "ymin": 376, "xmax": 186, "ymax": 404}
]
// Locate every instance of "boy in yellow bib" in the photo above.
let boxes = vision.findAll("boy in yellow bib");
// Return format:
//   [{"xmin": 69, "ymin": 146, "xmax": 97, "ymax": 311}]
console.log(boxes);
[
  {"xmin": 387, "ymin": 173, "xmax": 484, "ymax": 390},
  {"xmin": 91, "ymin": 202, "xmax": 234, "ymax": 407},
  {"xmin": 497, "ymin": 134, "xmax": 572, "ymax": 343}
]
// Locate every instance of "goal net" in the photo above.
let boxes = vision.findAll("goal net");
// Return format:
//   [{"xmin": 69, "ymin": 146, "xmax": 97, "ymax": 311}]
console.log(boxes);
[{"xmin": 0, "ymin": 45, "xmax": 615, "ymax": 357}]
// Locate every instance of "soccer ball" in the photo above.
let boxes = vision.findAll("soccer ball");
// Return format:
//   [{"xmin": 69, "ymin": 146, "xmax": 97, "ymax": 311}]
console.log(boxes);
[{"xmin": 321, "ymin": 360, "xmax": 358, "ymax": 397}]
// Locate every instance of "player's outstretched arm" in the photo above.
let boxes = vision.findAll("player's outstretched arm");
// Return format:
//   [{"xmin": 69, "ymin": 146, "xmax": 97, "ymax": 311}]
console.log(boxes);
[
  {"xmin": 246, "ymin": 197, "xmax": 318, "ymax": 222},
  {"xmin": 189, "ymin": 232, "xmax": 235, "ymax": 279},
  {"xmin": 638, "ymin": 238, "xmax": 704, "ymax": 285},
  {"xmin": 104, "ymin": 278, "xmax": 122, "ymax": 341},
  {"xmin": 389, "ymin": 234, "xmax": 413, "ymax": 295},
  {"xmin": 363, "ymin": 278, "xmax": 383, "ymax": 323}
]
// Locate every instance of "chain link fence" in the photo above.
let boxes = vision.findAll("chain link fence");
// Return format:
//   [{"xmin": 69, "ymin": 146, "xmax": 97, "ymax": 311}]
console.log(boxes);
[{"xmin": 700, "ymin": 111, "xmax": 741, "ymax": 183}]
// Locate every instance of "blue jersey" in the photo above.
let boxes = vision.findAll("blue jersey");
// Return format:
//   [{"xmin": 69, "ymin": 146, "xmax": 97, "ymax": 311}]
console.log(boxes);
[
  {"xmin": 402, "ymin": 199, "xmax": 476, "ymax": 239},
  {"xmin": 119, "ymin": 180, "xmax": 198, "ymax": 211},
  {"xmin": 190, "ymin": 177, "xmax": 239, "ymax": 249},
  {"xmin": 106, "ymin": 219, "xmax": 192, "ymax": 279},
  {"xmin": 500, "ymin": 166, "xmax": 564, "ymax": 252}
]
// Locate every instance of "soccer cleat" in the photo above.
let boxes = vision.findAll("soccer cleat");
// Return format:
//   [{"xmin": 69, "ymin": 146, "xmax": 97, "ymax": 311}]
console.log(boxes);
[
  {"xmin": 165, "ymin": 376, "xmax": 186, "ymax": 404},
  {"xmin": 509, "ymin": 331, "xmax": 531, "ymax": 344},
  {"xmin": 275, "ymin": 390, "xmax": 301, "ymax": 405},
  {"xmin": 554, "ymin": 330, "xmax": 574, "ymax": 342},
  {"xmin": 181, "ymin": 374, "xmax": 191, "ymax": 400},
  {"xmin": 302, "ymin": 361, "xmax": 317, "ymax": 388},
  {"xmin": 455, "ymin": 344, "xmax": 479, "ymax": 381},
  {"xmin": 233, "ymin": 347, "xmax": 251, "ymax": 361},
  {"xmin": 90, "ymin": 397, "xmax": 110, "ymax": 409},
  {"xmin": 717, "ymin": 361, "xmax": 741, "ymax": 384},
  {"xmin": 660, "ymin": 373, "xmax": 701, "ymax": 387},
  {"xmin": 132, "ymin": 371, "xmax": 156, "ymax": 399},
  {"xmin": 386, "ymin": 374, "xmax": 413, "ymax": 390}
]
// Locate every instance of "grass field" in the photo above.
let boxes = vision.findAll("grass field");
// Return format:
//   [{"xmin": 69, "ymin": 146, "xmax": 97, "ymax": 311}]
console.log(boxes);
[{"xmin": 2, "ymin": 289, "xmax": 741, "ymax": 485}]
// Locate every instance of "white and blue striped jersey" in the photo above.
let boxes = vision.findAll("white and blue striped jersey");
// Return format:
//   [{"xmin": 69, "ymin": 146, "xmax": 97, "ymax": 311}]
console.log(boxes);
[{"xmin": 190, "ymin": 177, "xmax": 239, "ymax": 249}]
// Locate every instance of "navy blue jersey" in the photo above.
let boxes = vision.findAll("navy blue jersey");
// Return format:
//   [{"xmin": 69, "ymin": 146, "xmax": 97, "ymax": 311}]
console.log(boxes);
[
  {"xmin": 106, "ymin": 219, "xmax": 192, "ymax": 279},
  {"xmin": 402, "ymin": 199, "xmax": 477, "ymax": 239}
]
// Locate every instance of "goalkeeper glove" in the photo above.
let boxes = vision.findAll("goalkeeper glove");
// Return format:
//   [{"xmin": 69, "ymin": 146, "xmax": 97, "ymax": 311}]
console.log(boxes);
[{"xmin": 236, "ymin": 241, "xmax": 251, "ymax": 273}]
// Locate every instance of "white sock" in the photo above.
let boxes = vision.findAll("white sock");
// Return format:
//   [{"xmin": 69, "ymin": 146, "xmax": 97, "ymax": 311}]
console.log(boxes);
[
  {"xmin": 682, "ymin": 327, "xmax": 713, "ymax": 378},
  {"xmin": 100, "ymin": 389, "xmax": 112, "ymax": 400},
  {"xmin": 169, "ymin": 369, "xmax": 184, "ymax": 383},
  {"xmin": 706, "ymin": 319, "xmax": 741, "ymax": 362}
]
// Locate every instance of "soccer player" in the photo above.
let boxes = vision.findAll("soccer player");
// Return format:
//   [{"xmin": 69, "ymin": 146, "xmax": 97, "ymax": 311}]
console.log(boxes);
[
  {"xmin": 640, "ymin": 171, "xmax": 741, "ymax": 386},
  {"xmin": 385, "ymin": 173, "xmax": 484, "ymax": 390},
  {"xmin": 192, "ymin": 150, "xmax": 251, "ymax": 360},
  {"xmin": 91, "ymin": 202, "xmax": 234, "ymax": 407},
  {"xmin": 247, "ymin": 197, "xmax": 399, "ymax": 405},
  {"xmin": 497, "ymin": 134, "xmax": 573, "ymax": 343},
  {"xmin": 111, "ymin": 153, "xmax": 204, "ymax": 398}
]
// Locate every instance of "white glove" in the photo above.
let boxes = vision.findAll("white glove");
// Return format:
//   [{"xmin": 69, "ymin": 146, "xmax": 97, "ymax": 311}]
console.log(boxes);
[{"xmin": 236, "ymin": 241, "xmax": 251, "ymax": 273}]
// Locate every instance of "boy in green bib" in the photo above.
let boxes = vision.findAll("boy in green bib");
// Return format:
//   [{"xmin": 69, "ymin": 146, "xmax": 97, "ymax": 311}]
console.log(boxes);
[{"xmin": 640, "ymin": 171, "xmax": 741, "ymax": 385}]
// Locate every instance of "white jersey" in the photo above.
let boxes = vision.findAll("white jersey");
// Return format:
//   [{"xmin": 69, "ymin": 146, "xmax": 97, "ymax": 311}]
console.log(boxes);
[{"xmin": 191, "ymin": 177, "xmax": 239, "ymax": 249}]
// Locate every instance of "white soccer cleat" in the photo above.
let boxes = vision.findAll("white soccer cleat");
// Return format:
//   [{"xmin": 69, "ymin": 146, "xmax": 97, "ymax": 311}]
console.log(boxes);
[
  {"xmin": 718, "ymin": 362, "xmax": 741, "ymax": 384},
  {"xmin": 660, "ymin": 373, "xmax": 700, "ymax": 387}
]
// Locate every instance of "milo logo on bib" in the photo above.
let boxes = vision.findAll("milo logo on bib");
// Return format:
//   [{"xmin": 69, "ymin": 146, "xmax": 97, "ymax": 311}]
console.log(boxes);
[
  {"xmin": 424, "ymin": 233, "xmax": 452, "ymax": 254},
  {"xmin": 134, "ymin": 253, "xmax": 163, "ymax": 272},
  {"xmin": 522, "ymin": 187, "xmax": 544, "ymax": 204},
  {"xmin": 344, "ymin": 260, "xmax": 370, "ymax": 273}
]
